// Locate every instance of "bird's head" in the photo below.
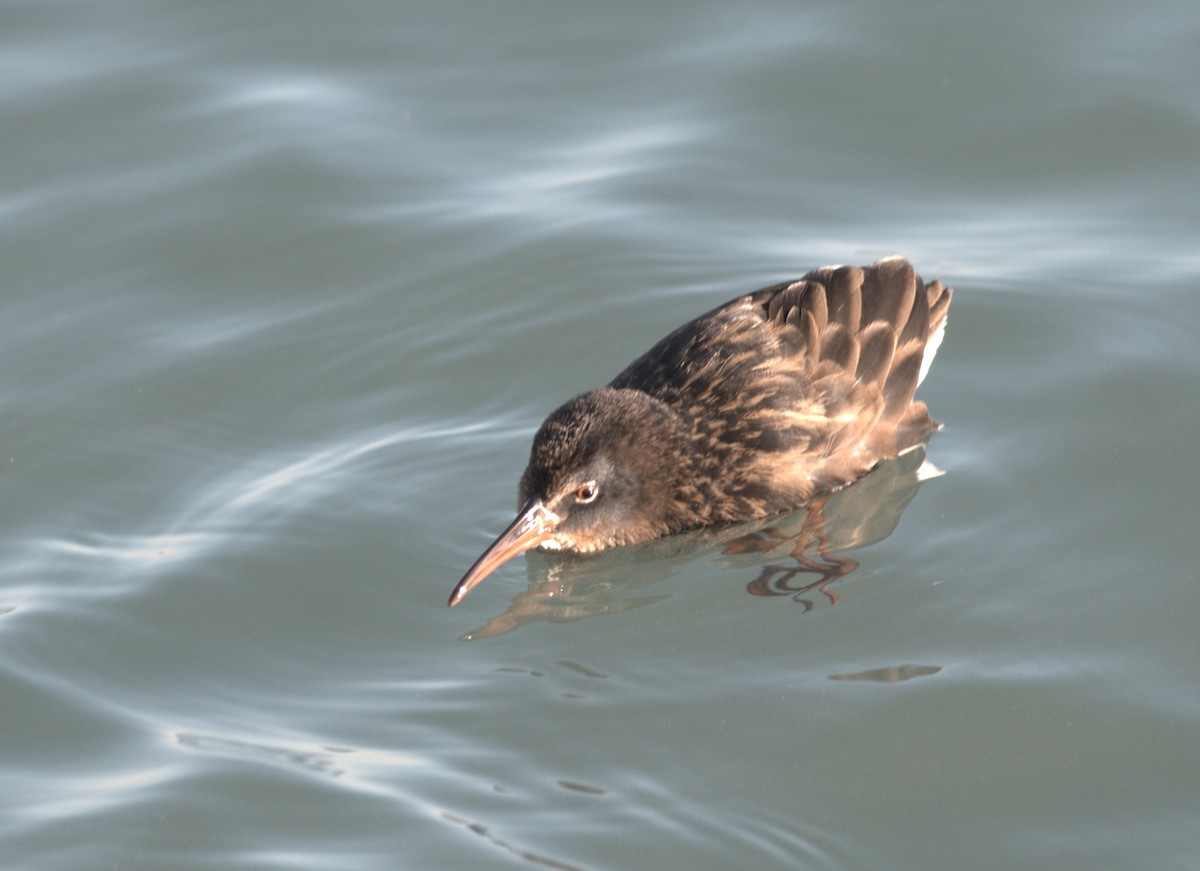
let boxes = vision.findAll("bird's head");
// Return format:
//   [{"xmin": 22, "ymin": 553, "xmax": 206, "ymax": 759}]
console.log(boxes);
[{"xmin": 448, "ymin": 388, "xmax": 689, "ymax": 606}]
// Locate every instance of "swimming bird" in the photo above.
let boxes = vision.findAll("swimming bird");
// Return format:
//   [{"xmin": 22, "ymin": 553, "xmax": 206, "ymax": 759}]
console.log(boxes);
[{"xmin": 449, "ymin": 256, "xmax": 951, "ymax": 607}]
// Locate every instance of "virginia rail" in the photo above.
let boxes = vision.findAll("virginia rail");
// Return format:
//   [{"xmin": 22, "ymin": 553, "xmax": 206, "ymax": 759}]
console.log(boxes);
[{"xmin": 449, "ymin": 256, "xmax": 951, "ymax": 607}]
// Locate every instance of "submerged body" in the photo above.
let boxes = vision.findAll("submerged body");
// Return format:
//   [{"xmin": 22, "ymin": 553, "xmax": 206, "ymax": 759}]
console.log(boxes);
[{"xmin": 449, "ymin": 256, "xmax": 951, "ymax": 606}]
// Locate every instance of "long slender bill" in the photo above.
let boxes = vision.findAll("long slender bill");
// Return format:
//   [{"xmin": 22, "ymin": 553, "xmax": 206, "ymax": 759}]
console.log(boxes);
[{"xmin": 448, "ymin": 498, "xmax": 560, "ymax": 607}]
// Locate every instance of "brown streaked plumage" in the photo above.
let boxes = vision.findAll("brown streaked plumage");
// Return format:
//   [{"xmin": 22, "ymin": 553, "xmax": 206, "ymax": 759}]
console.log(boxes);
[{"xmin": 449, "ymin": 256, "xmax": 951, "ymax": 607}]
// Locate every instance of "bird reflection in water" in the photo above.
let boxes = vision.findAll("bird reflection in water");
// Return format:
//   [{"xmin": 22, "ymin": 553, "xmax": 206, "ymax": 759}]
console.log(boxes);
[{"xmin": 460, "ymin": 444, "xmax": 940, "ymax": 640}]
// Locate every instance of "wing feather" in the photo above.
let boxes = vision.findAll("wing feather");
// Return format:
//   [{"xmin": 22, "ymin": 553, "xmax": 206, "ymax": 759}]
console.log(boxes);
[{"xmin": 609, "ymin": 257, "xmax": 950, "ymax": 512}]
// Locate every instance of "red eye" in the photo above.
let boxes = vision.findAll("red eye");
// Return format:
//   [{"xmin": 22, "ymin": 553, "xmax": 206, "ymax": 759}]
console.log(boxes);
[{"xmin": 574, "ymin": 482, "xmax": 598, "ymax": 504}]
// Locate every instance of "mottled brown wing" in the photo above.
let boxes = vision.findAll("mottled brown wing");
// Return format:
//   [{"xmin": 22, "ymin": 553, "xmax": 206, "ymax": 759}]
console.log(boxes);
[{"xmin": 610, "ymin": 256, "xmax": 949, "ymax": 506}]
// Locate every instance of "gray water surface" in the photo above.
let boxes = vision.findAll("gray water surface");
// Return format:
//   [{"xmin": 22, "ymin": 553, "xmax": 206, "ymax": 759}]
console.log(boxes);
[{"xmin": 2, "ymin": 2, "xmax": 1199, "ymax": 869}]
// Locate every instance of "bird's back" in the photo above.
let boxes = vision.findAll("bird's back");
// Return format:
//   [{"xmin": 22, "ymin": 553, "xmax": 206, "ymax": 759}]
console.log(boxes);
[{"xmin": 609, "ymin": 256, "xmax": 951, "ymax": 514}]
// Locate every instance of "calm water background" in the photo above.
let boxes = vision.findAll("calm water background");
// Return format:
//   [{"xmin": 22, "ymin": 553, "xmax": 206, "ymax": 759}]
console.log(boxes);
[{"xmin": 2, "ymin": 2, "xmax": 1198, "ymax": 869}]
